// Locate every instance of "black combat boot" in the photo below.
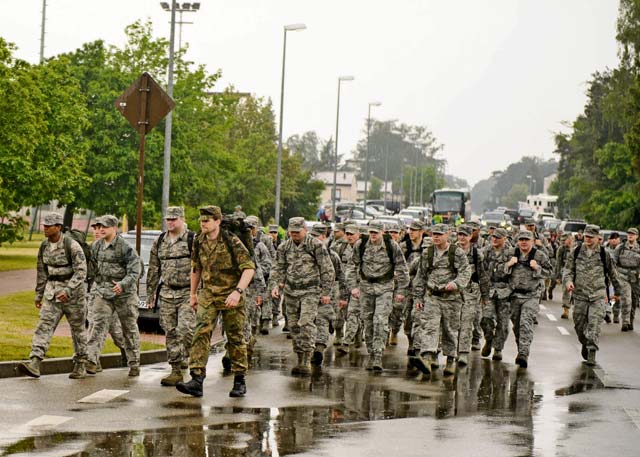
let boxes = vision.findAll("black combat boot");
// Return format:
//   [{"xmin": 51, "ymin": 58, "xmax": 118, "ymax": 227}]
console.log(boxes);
[
  {"xmin": 176, "ymin": 372, "xmax": 205, "ymax": 397},
  {"xmin": 311, "ymin": 350, "xmax": 324, "ymax": 367},
  {"xmin": 222, "ymin": 354, "xmax": 232, "ymax": 372},
  {"xmin": 586, "ymin": 348, "xmax": 597, "ymax": 366},
  {"xmin": 481, "ymin": 337, "xmax": 493, "ymax": 357},
  {"xmin": 229, "ymin": 374, "xmax": 247, "ymax": 397},
  {"xmin": 120, "ymin": 348, "xmax": 128, "ymax": 367},
  {"xmin": 260, "ymin": 320, "xmax": 270, "ymax": 335}
]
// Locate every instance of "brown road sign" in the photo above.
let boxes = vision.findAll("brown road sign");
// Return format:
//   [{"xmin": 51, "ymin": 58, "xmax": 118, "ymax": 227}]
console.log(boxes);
[{"xmin": 114, "ymin": 72, "xmax": 175, "ymax": 134}]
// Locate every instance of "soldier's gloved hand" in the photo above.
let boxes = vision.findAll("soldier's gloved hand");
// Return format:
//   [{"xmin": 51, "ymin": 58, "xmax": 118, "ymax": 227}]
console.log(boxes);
[
  {"xmin": 320, "ymin": 295, "xmax": 331, "ymax": 305},
  {"xmin": 339, "ymin": 299, "xmax": 348, "ymax": 309},
  {"xmin": 35, "ymin": 299, "xmax": 42, "ymax": 309},
  {"xmin": 271, "ymin": 287, "xmax": 280, "ymax": 299},
  {"xmin": 351, "ymin": 288, "xmax": 360, "ymax": 299},
  {"xmin": 395, "ymin": 294, "xmax": 405, "ymax": 302},
  {"xmin": 445, "ymin": 282, "xmax": 457, "ymax": 291},
  {"xmin": 111, "ymin": 280, "xmax": 123, "ymax": 295},
  {"xmin": 566, "ymin": 283, "xmax": 575, "ymax": 292}
]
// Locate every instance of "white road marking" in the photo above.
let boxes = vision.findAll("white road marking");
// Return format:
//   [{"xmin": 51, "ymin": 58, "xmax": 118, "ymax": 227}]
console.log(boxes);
[
  {"xmin": 78, "ymin": 389, "xmax": 129, "ymax": 404},
  {"xmin": 540, "ymin": 304, "xmax": 547, "ymax": 310},
  {"xmin": 546, "ymin": 313, "xmax": 558, "ymax": 322},
  {"xmin": 557, "ymin": 326, "xmax": 570, "ymax": 336},
  {"xmin": 624, "ymin": 408, "xmax": 640, "ymax": 431},
  {"xmin": 25, "ymin": 415, "xmax": 72, "ymax": 429}
]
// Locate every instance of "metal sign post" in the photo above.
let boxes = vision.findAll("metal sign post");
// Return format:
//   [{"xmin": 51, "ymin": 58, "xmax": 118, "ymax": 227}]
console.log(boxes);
[{"xmin": 114, "ymin": 72, "xmax": 175, "ymax": 254}]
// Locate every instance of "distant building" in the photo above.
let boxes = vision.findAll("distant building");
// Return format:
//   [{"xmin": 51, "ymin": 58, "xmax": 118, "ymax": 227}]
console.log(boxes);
[
  {"xmin": 356, "ymin": 180, "xmax": 394, "ymax": 201},
  {"xmin": 314, "ymin": 171, "xmax": 358, "ymax": 203},
  {"xmin": 526, "ymin": 193, "xmax": 558, "ymax": 215}
]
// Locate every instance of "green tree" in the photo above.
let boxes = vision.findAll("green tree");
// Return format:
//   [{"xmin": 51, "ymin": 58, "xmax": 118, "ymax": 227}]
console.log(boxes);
[{"xmin": 367, "ymin": 176, "xmax": 383, "ymax": 199}]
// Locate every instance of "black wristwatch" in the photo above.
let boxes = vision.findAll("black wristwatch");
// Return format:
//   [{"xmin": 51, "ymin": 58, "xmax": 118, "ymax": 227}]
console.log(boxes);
[{"xmin": 235, "ymin": 287, "xmax": 244, "ymax": 294}]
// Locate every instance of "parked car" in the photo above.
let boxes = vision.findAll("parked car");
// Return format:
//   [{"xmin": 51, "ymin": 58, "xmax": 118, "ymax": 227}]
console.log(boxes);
[
  {"xmin": 542, "ymin": 218, "xmax": 562, "ymax": 232},
  {"xmin": 535, "ymin": 211, "xmax": 556, "ymax": 222},
  {"xmin": 373, "ymin": 216, "xmax": 405, "ymax": 230},
  {"xmin": 558, "ymin": 220, "xmax": 587, "ymax": 235},
  {"xmin": 120, "ymin": 230, "xmax": 162, "ymax": 325},
  {"xmin": 600, "ymin": 229, "xmax": 627, "ymax": 242},
  {"xmin": 406, "ymin": 206, "xmax": 431, "ymax": 222},
  {"xmin": 398, "ymin": 209, "xmax": 424, "ymax": 226},
  {"xmin": 481, "ymin": 211, "xmax": 512, "ymax": 228},
  {"xmin": 517, "ymin": 208, "xmax": 535, "ymax": 225}
]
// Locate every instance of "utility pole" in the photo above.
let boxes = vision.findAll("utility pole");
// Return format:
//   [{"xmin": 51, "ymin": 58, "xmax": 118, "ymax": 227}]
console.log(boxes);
[{"xmin": 161, "ymin": 2, "xmax": 177, "ymax": 230}]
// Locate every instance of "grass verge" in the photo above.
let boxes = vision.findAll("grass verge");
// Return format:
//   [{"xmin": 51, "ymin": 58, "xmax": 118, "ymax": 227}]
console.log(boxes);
[{"xmin": 0, "ymin": 291, "xmax": 163, "ymax": 361}]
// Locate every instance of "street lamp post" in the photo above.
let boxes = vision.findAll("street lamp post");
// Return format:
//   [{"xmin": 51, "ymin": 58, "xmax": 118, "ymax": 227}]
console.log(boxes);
[
  {"xmin": 331, "ymin": 75, "xmax": 354, "ymax": 222},
  {"xmin": 525, "ymin": 174, "xmax": 532, "ymax": 195},
  {"xmin": 159, "ymin": 1, "xmax": 201, "ymax": 229},
  {"xmin": 274, "ymin": 23, "xmax": 306, "ymax": 227},
  {"xmin": 363, "ymin": 101, "xmax": 381, "ymax": 215}
]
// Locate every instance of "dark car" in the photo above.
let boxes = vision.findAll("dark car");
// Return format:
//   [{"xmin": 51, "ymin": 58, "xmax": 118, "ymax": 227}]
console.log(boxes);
[
  {"xmin": 517, "ymin": 208, "xmax": 535, "ymax": 225},
  {"xmin": 121, "ymin": 230, "xmax": 162, "ymax": 325}
]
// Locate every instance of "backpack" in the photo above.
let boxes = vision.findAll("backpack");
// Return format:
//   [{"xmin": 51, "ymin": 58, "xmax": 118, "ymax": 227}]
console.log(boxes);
[
  {"xmin": 38, "ymin": 229, "xmax": 96, "ymax": 285},
  {"xmin": 572, "ymin": 243, "xmax": 610, "ymax": 301},
  {"xmin": 156, "ymin": 229, "xmax": 195, "ymax": 278},
  {"xmin": 403, "ymin": 235, "xmax": 425, "ymax": 260},
  {"xmin": 358, "ymin": 233, "xmax": 396, "ymax": 281},
  {"xmin": 514, "ymin": 247, "xmax": 538, "ymax": 269},
  {"xmin": 192, "ymin": 216, "xmax": 254, "ymax": 274},
  {"xmin": 423, "ymin": 243, "xmax": 457, "ymax": 275},
  {"xmin": 470, "ymin": 245, "xmax": 479, "ymax": 283}
]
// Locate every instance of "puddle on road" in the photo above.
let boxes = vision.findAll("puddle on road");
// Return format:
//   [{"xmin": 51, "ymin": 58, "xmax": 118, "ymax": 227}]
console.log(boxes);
[{"xmin": 1, "ymin": 348, "xmax": 606, "ymax": 456}]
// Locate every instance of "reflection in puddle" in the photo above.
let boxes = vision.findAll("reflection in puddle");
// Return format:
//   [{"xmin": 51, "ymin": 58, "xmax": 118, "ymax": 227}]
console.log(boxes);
[{"xmin": 1, "ymin": 348, "xmax": 605, "ymax": 456}]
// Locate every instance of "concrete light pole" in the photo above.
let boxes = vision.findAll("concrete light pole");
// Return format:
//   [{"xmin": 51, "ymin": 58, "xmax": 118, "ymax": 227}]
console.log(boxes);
[
  {"xmin": 331, "ymin": 75, "xmax": 354, "ymax": 221},
  {"xmin": 363, "ymin": 101, "xmax": 381, "ymax": 215}
]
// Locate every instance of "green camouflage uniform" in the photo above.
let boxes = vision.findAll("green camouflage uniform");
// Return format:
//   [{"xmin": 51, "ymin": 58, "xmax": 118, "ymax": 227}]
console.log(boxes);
[
  {"xmin": 33, "ymin": 233, "xmax": 88, "ymax": 362},
  {"xmin": 146, "ymin": 229, "xmax": 196, "ymax": 368},
  {"xmin": 270, "ymin": 234, "xmax": 335, "ymax": 354},
  {"xmin": 88, "ymin": 234, "xmax": 142, "ymax": 368},
  {"xmin": 613, "ymin": 241, "xmax": 640, "ymax": 326},
  {"xmin": 412, "ymin": 243, "xmax": 471, "ymax": 358}
]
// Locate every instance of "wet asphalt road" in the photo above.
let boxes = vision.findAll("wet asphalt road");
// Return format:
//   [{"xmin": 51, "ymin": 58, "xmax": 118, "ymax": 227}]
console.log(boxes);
[{"xmin": 1, "ymin": 297, "xmax": 640, "ymax": 456}]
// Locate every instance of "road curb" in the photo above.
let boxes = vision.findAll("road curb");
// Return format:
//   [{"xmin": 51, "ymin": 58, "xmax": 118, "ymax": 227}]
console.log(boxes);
[{"xmin": 0, "ymin": 349, "xmax": 167, "ymax": 379}]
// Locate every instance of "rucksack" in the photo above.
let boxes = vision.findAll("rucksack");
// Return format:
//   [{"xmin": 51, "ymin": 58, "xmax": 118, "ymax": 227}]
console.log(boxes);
[
  {"xmin": 358, "ymin": 233, "xmax": 396, "ymax": 281},
  {"xmin": 192, "ymin": 216, "xmax": 254, "ymax": 274},
  {"xmin": 470, "ymin": 245, "xmax": 479, "ymax": 283},
  {"xmin": 572, "ymin": 243, "xmax": 610, "ymax": 301},
  {"xmin": 38, "ymin": 229, "xmax": 96, "ymax": 285},
  {"xmin": 514, "ymin": 247, "xmax": 538, "ymax": 269},
  {"xmin": 424, "ymin": 243, "xmax": 457, "ymax": 274},
  {"xmin": 403, "ymin": 235, "xmax": 425, "ymax": 260},
  {"xmin": 156, "ymin": 229, "xmax": 195, "ymax": 278}
]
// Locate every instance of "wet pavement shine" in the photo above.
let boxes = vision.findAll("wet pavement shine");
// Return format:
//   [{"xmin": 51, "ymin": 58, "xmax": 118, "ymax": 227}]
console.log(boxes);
[{"xmin": 1, "ymin": 298, "xmax": 640, "ymax": 456}]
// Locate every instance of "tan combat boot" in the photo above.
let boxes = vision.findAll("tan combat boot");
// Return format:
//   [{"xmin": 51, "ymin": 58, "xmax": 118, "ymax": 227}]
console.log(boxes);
[
  {"xmin": 69, "ymin": 361, "xmax": 86, "ymax": 379},
  {"xmin": 291, "ymin": 352, "xmax": 304, "ymax": 375},
  {"xmin": 297, "ymin": 353, "xmax": 312, "ymax": 376},
  {"xmin": 443, "ymin": 356, "xmax": 456, "ymax": 376},
  {"xmin": 561, "ymin": 308, "xmax": 569, "ymax": 319},
  {"xmin": 18, "ymin": 356, "xmax": 41, "ymax": 378},
  {"xmin": 161, "ymin": 365, "xmax": 184, "ymax": 386},
  {"xmin": 389, "ymin": 331, "xmax": 399, "ymax": 346}
]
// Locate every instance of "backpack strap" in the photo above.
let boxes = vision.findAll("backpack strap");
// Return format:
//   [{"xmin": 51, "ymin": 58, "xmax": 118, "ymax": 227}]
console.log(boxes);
[
  {"xmin": 220, "ymin": 229, "xmax": 239, "ymax": 273},
  {"xmin": 448, "ymin": 243, "xmax": 457, "ymax": 273},
  {"xmin": 600, "ymin": 246, "xmax": 611, "ymax": 301},
  {"xmin": 383, "ymin": 234, "xmax": 396, "ymax": 271},
  {"xmin": 471, "ymin": 246, "xmax": 479, "ymax": 283}
]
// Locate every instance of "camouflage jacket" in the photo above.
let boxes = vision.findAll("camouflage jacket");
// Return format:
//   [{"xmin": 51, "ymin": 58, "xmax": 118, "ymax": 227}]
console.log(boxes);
[
  {"xmin": 554, "ymin": 244, "xmax": 571, "ymax": 281},
  {"xmin": 613, "ymin": 241, "xmax": 640, "ymax": 284},
  {"xmin": 348, "ymin": 237, "xmax": 409, "ymax": 295},
  {"xmin": 460, "ymin": 244, "xmax": 490, "ymax": 300},
  {"xmin": 253, "ymin": 239, "xmax": 273, "ymax": 280},
  {"xmin": 483, "ymin": 245, "xmax": 512, "ymax": 300},
  {"xmin": 92, "ymin": 234, "xmax": 141, "ymax": 299},
  {"xmin": 504, "ymin": 247, "xmax": 551, "ymax": 296},
  {"xmin": 259, "ymin": 231, "xmax": 277, "ymax": 259},
  {"xmin": 270, "ymin": 234, "xmax": 335, "ymax": 297},
  {"xmin": 36, "ymin": 233, "xmax": 87, "ymax": 302},
  {"xmin": 412, "ymin": 243, "xmax": 471, "ymax": 302},
  {"xmin": 192, "ymin": 231, "xmax": 256, "ymax": 308},
  {"xmin": 146, "ymin": 229, "xmax": 192, "ymax": 298},
  {"xmin": 328, "ymin": 249, "xmax": 349, "ymax": 301},
  {"xmin": 563, "ymin": 244, "xmax": 622, "ymax": 301}
]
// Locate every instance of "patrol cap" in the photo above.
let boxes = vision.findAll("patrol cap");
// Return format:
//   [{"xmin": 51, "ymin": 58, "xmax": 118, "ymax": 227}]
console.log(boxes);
[
  {"xmin": 627, "ymin": 227, "xmax": 639, "ymax": 235},
  {"xmin": 345, "ymin": 224, "xmax": 359, "ymax": 234},
  {"xmin": 517, "ymin": 230, "xmax": 534, "ymax": 240},
  {"xmin": 359, "ymin": 226, "xmax": 369, "ymax": 235},
  {"xmin": 310, "ymin": 224, "xmax": 326, "ymax": 236},
  {"xmin": 431, "ymin": 223, "xmax": 449, "ymax": 235},
  {"xmin": 235, "ymin": 205, "xmax": 242, "ymax": 210},
  {"xmin": 287, "ymin": 217, "xmax": 305, "ymax": 232},
  {"xmin": 244, "ymin": 218, "xmax": 258, "ymax": 228},
  {"xmin": 609, "ymin": 232, "xmax": 620, "ymax": 239},
  {"xmin": 164, "ymin": 206, "xmax": 184, "ymax": 219},
  {"xmin": 409, "ymin": 220, "xmax": 425, "ymax": 231},
  {"xmin": 96, "ymin": 215, "xmax": 118, "ymax": 228},
  {"xmin": 387, "ymin": 223, "xmax": 400, "ymax": 233},
  {"xmin": 367, "ymin": 221, "xmax": 384, "ymax": 233},
  {"xmin": 524, "ymin": 218, "xmax": 536, "ymax": 225},
  {"xmin": 334, "ymin": 222, "xmax": 346, "ymax": 232},
  {"xmin": 468, "ymin": 221, "xmax": 481, "ymax": 230},
  {"xmin": 43, "ymin": 213, "xmax": 63, "ymax": 226},
  {"xmin": 456, "ymin": 225, "xmax": 472, "ymax": 236},
  {"xmin": 560, "ymin": 232, "xmax": 571, "ymax": 241},
  {"xmin": 268, "ymin": 224, "xmax": 279, "ymax": 233},
  {"xmin": 492, "ymin": 228, "xmax": 508, "ymax": 239},
  {"xmin": 199, "ymin": 205, "xmax": 222, "ymax": 221},
  {"xmin": 584, "ymin": 224, "xmax": 600, "ymax": 237}
]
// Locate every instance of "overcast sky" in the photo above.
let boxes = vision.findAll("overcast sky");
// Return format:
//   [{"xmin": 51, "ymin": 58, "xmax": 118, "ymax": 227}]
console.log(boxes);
[{"xmin": 1, "ymin": 0, "xmax": 621, "ymax": 185}]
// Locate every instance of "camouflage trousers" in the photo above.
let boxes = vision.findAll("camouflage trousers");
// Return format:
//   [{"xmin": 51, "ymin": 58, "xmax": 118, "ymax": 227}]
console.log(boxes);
[
  {"xmin": 285, "ymin": 291, "xmax": 319, "ymax": 354},
  {"xmin": 573, "ymin": 298, "xmax": 605, "ymax": 350},
  {"xmin": 264, "ymin": 288, "xmax": 283, "ymax": 321},
  {"xmin": 87, "ymin": 294, "xmax": 140, "ymax": 367},
  {"xmin": 87, "ymin": 290, "xmax": 126, "ymax": 351},
  {"xmin": 414, "ymin": 294, "xmax": 463, "ymax": 357},
  {"xmin": 245, "ymin": 288, "xmax": 261, "ymax": 340},
  {"xmin": 459, "ymin": 288, "xmax": 480, "ymax": 353},
  {"xmin": 481, "ymin": 295, "xmax": 511, "ymax": 351},
  {"xmin": 190, "ymin": 301, "xmax": 247, "ymax": 376},
  {"xmin": 159, "ymin": 290, "xmax": 195, "ymax": 366},
  {"xmin": 30, "ymin": 296, "xmax": 87, "ymax": 363},
  {"xmin": 360, "ymin": 286, "xmax": 395, "ymax": 356},
  {"xmin": 620, "ymin": 279, "xmax": 639, "ymax": 325},
  {"xmin": 343, "ymin": 296, "xmax": 362, "ymax": 345},
  {"xmin": 509, "ymin": 294, "xmax": 539, "ymax": 358},
  {"xmin": 388, "ymin": 299, "xmax": 404, "ymax": 334},
  {"xmin": 333, "ymin": 301, "xmax": 347, "ymax": 336},
  {"xmin": 315, "ymin": 301, "xmax": 336, "ymax": 349},
  {"xmin": 561, "ymin": 285, "xmax": 571, "ymax": 310}
]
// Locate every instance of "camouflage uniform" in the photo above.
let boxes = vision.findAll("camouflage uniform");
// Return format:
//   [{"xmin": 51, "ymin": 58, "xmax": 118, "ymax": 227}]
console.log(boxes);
[
  {"xmin": 613, "ymin": 235, "xmax": 640, "ymax": 327},
  {"xmin": 315, "ymin": 247, "xmax": 347, "ymax": 350},
  {"xmin": 146, "ymin": 225, "xmax": 196, "ymax": 369},
  {"xmin": 190, "ymin": 229, "xmax": 255, "ymax": 376},
  {"xmin": 505, "ymin": 237, "xmax": 552, "ymax": 362},
  {"xmin": 348, "ymin": 229, "xmax": 409, "ymax": 361},
  {"xmin": 245, "ymin": 260, "xmax": 266, "ymax": 340},
  {"xmin": 252, "ymin": 238, "xmax": 274, "ymax": 324},
  {"xmin": 482, "ymin": 234, "xmax": 512, "ymax": 354},
  {"xmin": 458, "ymin": 243, "xmax": 490, "ymax": 354},
  {"xmin": 340, "ymin": 239, "xmax": 362, "ymax": 348},
  {"xmin": 32, "ymin": 232, "xmax": 88, "ymax": 363},
  {"xmin": 555, "ymin": 242, "xmax": 572, "ymax": 311},
  {"xmin": 398, "ymin": 237, "xmax": 424, "ymax": 344},
  {"xmin": 412, "ymin": 235, "xmax": 471, "ymax": 359},
  {"xmin": 270, "ymin": 229, "xmax": 335, "ymax": 355},
  {"xmin": 330, "ymin": 237, "xmax": 350, "ymax": 342},
  {"xmin": 86, "ymin": 289, "xmax": 126, "ymax": 359},
  {"xmin": 563, "ymin": 229, "xmax": 622, "ymax": 357},
  {"xmin": 88, "ymin": 228, "xmax": 142, "ymax": 369}
]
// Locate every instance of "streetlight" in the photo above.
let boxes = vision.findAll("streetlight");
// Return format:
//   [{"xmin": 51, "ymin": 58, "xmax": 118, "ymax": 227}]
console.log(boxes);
[
  {"xmin": 159, "ymin": 1, "xmax": 201, "ymax": 229},
  {"xmin": 363, "ymin": 101, "xmax": 381, "ymax": 215},
  {"xmin": 525, "ymin": 174, "xmax": 532, "ymax": 195},
  {"xmin": 331, "ymin": 75, "xmax": 354, "ymax": 221},
  {"xmin": 274, "ymin": 23, "xmax": 306, "ymax": 227}
]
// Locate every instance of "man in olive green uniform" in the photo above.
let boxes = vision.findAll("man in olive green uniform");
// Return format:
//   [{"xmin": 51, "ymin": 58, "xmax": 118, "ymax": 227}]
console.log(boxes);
[
  {"xmin": 176, "ymin": 206, "xmax": 255, "ymax": 398},
  {"xmin": 18, "ymin": 213, "xmax": 88, "ymax": 379},
  {"xmin": 146, "ymin": 206, "xmax": 196, "ymax": 386},
  {"xmin": 270, "ymin": 217, "xmax": 335, "ymax": 376},
  {"xmin": 86, "ymin": 215, "xmax": 142, "ymax": 377}
]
